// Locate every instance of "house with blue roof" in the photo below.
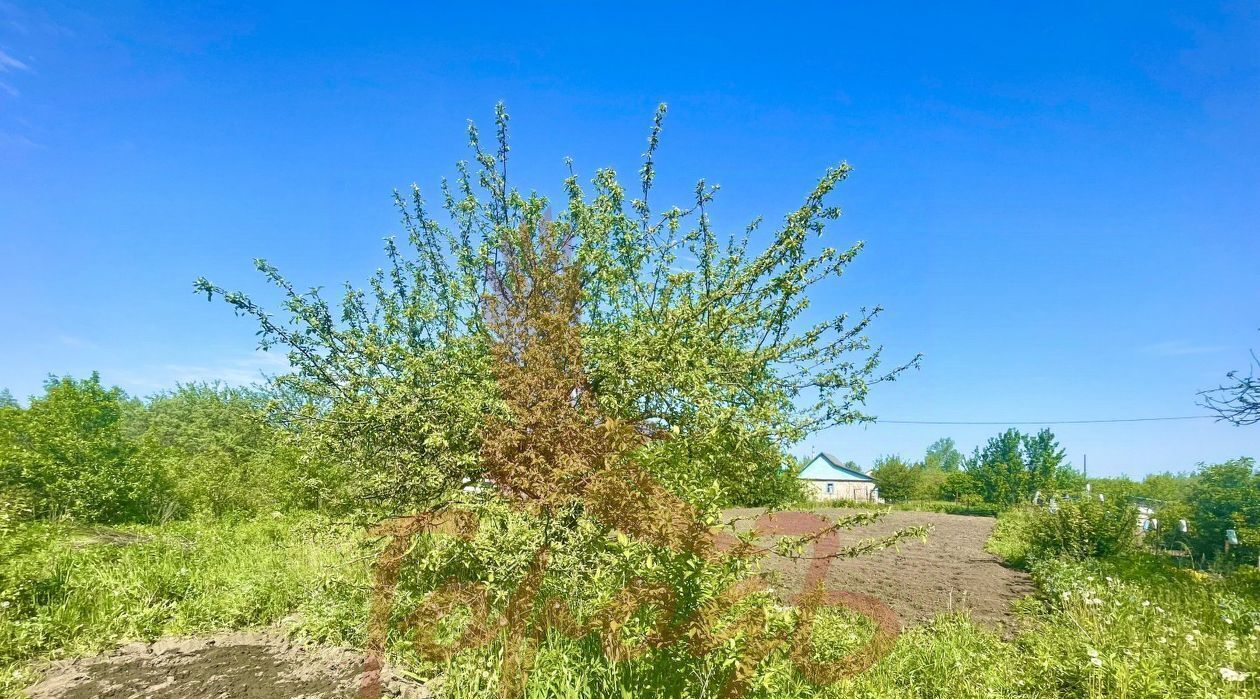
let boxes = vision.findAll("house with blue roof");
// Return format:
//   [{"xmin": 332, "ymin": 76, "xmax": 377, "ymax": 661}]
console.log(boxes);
[{"xmin": 798, "ymin": 452, "xmax": 880, "ymax": 502}]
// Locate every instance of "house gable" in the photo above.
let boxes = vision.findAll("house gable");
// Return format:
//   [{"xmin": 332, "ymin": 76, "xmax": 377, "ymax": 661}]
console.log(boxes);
[{"xmin": 797, "ymin": 452, "xmax": 875, "ymax": 482}]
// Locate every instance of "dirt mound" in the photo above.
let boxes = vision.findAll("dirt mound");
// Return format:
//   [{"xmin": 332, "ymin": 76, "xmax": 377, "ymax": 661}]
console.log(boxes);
[
  {"xmin": 725, "ymin": 508, "xmax": 1035, "ymax": 636},
  {"xmin": 24, "ymin": 631, "xmax": 427, "ymax": 699}
]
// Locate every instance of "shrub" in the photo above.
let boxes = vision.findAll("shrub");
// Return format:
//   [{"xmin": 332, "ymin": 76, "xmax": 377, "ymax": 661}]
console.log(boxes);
[
  {"xmin": 869, "ymin": 455, "xmax": 920, "ymax": 503},
  {"xmin": 907, "ymin": 499, "xmax": 1000, "ymax": 517},
  {"xmin": 135, "ymin": 383, "xmax": 346, "ymax": 516},
  {"xmin": 0, "ymin": 374, "xmax": 171, "ymax": 523},
  {"xmin": 985, "ymin": 506, "xmax": 1037, "ymax": 567},
  {"xmin": 910, "ymin": 466, "xmax": 948, "ymax": 501},
  {"xmin": 940, "ymin": 470, "xmax": 981, "ymax": 502},
  {"xmin": 1028, "ymin": 497, "xmax": 1138, "ymax": 562},
  {"xmin": 1147, "ymin": 499, "xmax": 1195, "ymax": 554},
  {"xmin": 0, "ymin": 376, "xmax": 349, "ymax": 524},
  {"xmin": 1185, "ymin": 458, "xmax": 1259, "ymax": 564},
  {"xmin": 0, "ymin": 487, "xmax": 34, "ymax": 536},
  {"xmin": 803, "ymin": 499, "xmax": 1001, "ymax": 518},
  {"xmin": 196, "ymin": 104, "xmax": 920, "ymax": 519}
]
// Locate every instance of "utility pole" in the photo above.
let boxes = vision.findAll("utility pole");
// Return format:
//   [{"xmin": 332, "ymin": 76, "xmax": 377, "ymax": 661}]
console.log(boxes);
[{"xmin": 1083, "ymin": 454, "xmax": 1089, "ymax": 494}]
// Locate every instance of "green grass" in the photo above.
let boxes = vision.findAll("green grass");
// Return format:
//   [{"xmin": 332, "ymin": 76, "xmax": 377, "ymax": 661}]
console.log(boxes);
[
  {"xmin": 1013, "ymin": 555, "xmax": 1260, "ymax": 698},
  {"xmin": 3, "ymin": 511, "xmax": 1258, "ymax": 698},
  {"xmin": 983, "ymin": 505, "xmax": 1037, "ymax": 566},
  {"xmin": 801, "ymin": 499, "xmax": 1002, "ymax": 518},
  {"xmin": 0, "ymin": 514, "xmax": 369, "ymax": 697},
  {"xmin": 984, "ymin": 507, "xmax": 1260, "ymax": 698}
]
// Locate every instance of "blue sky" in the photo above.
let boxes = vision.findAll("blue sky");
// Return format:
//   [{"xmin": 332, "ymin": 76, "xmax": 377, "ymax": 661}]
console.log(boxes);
[{"xmin": 1, "ymin": 2, "xmax": 1257, "ymax": 477}]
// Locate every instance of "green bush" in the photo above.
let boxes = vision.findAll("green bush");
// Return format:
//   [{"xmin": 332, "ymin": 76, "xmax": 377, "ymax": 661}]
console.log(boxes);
[
  {"xmin": 0, "ymin": 376, "xmax": 354, "ymax": 524},
  {"xmin": 1027, "ymin": 497, "xmax": 1138, "ymax": 562},
  {"xmin": 1147, "ymin": 499, "xmax": 1195, "ymax": 554},
  {"xmin": 135, "ymin": 383, "xmax": 347, "ymax": 516},
  {"xmin": 0, "ymin": 374, "xmax": 171, "ymax": 523},
  {"xmin": 0, "ymin": 487, "xmax": 35, "ymax": 536},
  {"xmin": 985, "ymin": 506, "xmax": 1037, "ymax": 567},
  {"xmin": 869, "ymin": 455, "xmax": 920, "ymax": 503},
  {"xmin": 940, "ymin": 470, "xmax": 981, "ymax": 502},
  {"xmin": 1185, "ymin": 458, "xmax": 1259, "ymax": 564},
  {"xmin": 910, "ymin": 500, "xmax": 1000, "ymax": 517}
]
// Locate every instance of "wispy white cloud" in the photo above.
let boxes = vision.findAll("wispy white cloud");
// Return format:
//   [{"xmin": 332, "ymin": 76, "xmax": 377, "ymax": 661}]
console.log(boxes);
[
  {"xmin": 114, "ymin": 352, "xmax": 291, "ymax": 393},
  {"xmin": 57, "ymin": 334, "xmax": 99, "ymax": 350},
  {"xmin": 0, "ymin": 1, "xmax": 76, "ymax": 40},
  {"xmin": 0, "ymin": 48, "xmax": 27, "ymax": 72},
  {"xmin": 0, "ymin": 130, "xmax": 40, "ymax": 149},
  {"xmin": 1142, "ymin": 340, "xmax": 1230, "ymax": 357}
]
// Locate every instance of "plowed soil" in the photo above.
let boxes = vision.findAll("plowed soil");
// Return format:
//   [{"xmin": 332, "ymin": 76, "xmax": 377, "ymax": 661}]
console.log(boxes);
[
  {"xmin": 24, "ymin": 631, "xmax": 427, "ymax": 699},
  {"xmin": 724, "ymin": 507, "xmax": 1034, "ymax": 635}
]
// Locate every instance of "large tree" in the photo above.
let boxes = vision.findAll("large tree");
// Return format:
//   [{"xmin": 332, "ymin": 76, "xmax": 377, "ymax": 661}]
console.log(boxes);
[
  {"xmin": 923, "ymin": 437, "xmax": 962, "ymax": 472},
  {"xmin": 870, "ymin": 455, "xmax": 920, "ymax": 503},
  {"xmin": 1186, "ymin": 458, "xmax": 1259, "ymax": 561},
  {"xmin": 965, "ymin": 428, "xmax": 1073, "ymax": 506},
  {"xmin": 195, "ymin": 105, "xmax": 919, "ymax": 511}
]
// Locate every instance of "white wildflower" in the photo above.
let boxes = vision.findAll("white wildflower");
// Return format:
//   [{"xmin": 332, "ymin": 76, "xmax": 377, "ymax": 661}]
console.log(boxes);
[
  {"xmin": 1225, "ymin": 640, "xmax": 1237, "ymax": 651},
  {"xmin": 1219, "ymin": 667, "xmax": 1249, "ymax": 683},
  {"xmin": 1091, "ymin": 657, "xmax": 1103, "ymax": 667},
  {"xmin": 1142, "ymin": 600, "xmax": 1150, "ymax": 607}
]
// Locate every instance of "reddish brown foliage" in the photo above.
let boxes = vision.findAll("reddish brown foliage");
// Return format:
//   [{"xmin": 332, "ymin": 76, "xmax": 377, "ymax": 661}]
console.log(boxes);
[{"xmin": 478, "ymin": 220, "xmax": 648, "ymax": 515}]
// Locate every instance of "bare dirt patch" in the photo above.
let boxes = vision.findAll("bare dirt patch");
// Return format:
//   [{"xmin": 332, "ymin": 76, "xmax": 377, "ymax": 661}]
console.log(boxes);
[
  {"xmin": 725, "ymin": 508, "xmax": 1034, "ymax": 635},
  {"xmin": 24, "ymin": 630, "xmax": 427, "ymax": 699}
]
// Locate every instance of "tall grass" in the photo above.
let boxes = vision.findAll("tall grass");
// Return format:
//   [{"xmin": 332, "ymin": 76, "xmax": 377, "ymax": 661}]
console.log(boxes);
[
  {"xmin": 984, "ymin": 507, "xmax": 1260, "ymax": 698},
  {"xmin": 0, "ymin": 515, "xmax": 368, "ymax": 697},
  {"xmin": 984, "ymin": 505, "xmax": 1037, "ymax": 566},
  {"xmin": 802, "ymin": 499, "xmax": 1002, "ymax": 518},
  {"xmin": 1015, "ymin": 556, "xmax": 1259, "ymax": 697}
]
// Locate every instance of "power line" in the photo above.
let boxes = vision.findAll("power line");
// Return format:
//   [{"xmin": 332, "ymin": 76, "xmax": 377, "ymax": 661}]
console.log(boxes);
[{"xmin": 876, "ymin": 416, "xmax": 1216, "ymax": 426}]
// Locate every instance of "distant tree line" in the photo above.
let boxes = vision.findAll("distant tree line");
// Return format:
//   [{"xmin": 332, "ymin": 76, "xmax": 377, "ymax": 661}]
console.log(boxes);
[
  {"xmin": 864, "ymin": 431, "xmax": 1257, "ymax": 564},
  {"xmin": 0, "ymin": 373, "xmax": 347, "ymax": 525},
  {"xmin": 869, "ymin": 430, "xmax": 1081, "ymax": 506}
]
